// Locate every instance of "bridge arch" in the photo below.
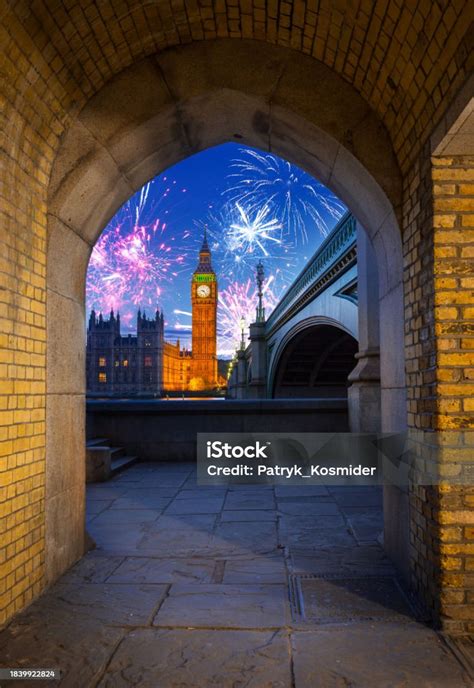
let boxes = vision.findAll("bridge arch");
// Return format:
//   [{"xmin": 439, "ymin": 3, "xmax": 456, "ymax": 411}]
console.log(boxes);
[{"xmin": 268, "ymin": 316, "xmax": 357, "ymax": 399}]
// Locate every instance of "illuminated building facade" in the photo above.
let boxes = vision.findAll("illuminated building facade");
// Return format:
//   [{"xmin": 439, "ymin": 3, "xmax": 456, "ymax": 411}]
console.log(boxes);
[{"xmin": 86, "ymin": 236, "xmax": 218, "ymax": 395}]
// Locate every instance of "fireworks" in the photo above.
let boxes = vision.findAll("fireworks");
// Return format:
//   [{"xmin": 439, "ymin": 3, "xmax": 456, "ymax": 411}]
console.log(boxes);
[
  {"xmin": 226, "ymin": 148, "xmax": 346, "ymax": 243},
  {"xmin": 218, "ymin": 279, "xmax": 279, "ymax": 356},
  {"xmin": 86, "ymin": 143, "xmax": 346, "ymax": 356},
  {"xmin": 86, "ymin": 178, "xmax": 189, "ymax": 329},
  {"xmin": 195, "ymin": 201, "xmax": 297, "ymax": 284}
]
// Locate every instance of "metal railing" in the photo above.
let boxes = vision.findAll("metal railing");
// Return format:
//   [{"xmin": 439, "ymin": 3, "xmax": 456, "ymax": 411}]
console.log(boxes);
[{"xmin": 266, "ymin": 212, "xmax": 356, "ymax": 331}]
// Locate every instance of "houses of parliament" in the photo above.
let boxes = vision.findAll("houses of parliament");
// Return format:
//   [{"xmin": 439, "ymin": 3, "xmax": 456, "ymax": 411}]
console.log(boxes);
[{"xmin": 86, "ymin": 234, "xmax": 219, "ymax": 395}]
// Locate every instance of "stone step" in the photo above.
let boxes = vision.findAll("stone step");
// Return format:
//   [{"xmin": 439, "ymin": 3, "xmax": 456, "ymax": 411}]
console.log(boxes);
[
  {"xmin": 111, "ymin": 455, "xmax": 139, "ymax": 476},
  {"xmin": 110, "ymin": 446, "xmax": 125, "ymax": 460},
  {"xmin": 86, "ymin": 437, "xmax": 109, "ymax": 447}
]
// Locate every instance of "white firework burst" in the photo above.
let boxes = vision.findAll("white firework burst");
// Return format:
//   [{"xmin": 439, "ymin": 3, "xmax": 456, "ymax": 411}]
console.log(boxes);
[{"xmin": 226, "ymin": 148, "xmax": 346, "ymax": 243}]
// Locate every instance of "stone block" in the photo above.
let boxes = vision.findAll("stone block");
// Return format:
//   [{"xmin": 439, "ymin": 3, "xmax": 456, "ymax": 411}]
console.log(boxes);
[
  {"xmin": 47, "ymin": 215, "xmax": 91, "ymax": 304},
  {"xmin": 47, "ymin": 290, "xmax": 86, "ymax": 395},
  {"xmin": 47, "ymin": 393, "xmax": 85, "ymax": 497},
  {"xmin": 45, "ymin": 485, "xmax": 85, "ymax": 585},
  {"xmin": 86, "ymin": 446, "xmax": 112, "ymax": 483}
]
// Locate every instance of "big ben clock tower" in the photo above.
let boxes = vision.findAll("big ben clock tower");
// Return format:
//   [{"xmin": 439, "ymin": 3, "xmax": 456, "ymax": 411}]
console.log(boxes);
[{"xmin": 191, "ymin": 230, "xmax": 218, "ymax": 388}]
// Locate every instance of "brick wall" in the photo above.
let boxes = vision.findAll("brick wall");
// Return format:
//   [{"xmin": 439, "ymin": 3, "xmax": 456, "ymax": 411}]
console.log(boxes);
[
  {"xmin": 433, "ymin": 156, "xmax": 474, "ymax": 633},
  {"xmin": 403, "ymin": 152, "xmax": 474, "ymax": 632},
  {"xmin": 0, "ymin": 60, "xmax": 49, "ymax": 625}
]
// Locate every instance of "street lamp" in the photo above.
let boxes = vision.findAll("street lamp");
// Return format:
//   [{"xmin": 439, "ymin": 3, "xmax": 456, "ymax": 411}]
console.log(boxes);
[
  {"xmin": 239, "ymin": 316, "xmax": 246, "ymax": 351},
  {"xmin": 256, "ymin": 260, "xmax": 265, "ymax": 323}
]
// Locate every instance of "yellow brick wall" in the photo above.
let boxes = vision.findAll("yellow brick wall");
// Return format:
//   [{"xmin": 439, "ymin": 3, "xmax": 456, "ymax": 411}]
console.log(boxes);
[
  {"xmin": 433, "ymin": 157, "xmax": 474, "ymax": 428},
  {"xmin": 0, "ymin": 148, "xmax": 48, "ymax": 622}
]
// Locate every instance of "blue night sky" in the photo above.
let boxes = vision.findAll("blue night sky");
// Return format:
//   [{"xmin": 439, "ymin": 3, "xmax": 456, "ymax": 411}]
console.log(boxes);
[{"xmin": 86, "ymin": 143, "xmax": 346, "ymax": 357}]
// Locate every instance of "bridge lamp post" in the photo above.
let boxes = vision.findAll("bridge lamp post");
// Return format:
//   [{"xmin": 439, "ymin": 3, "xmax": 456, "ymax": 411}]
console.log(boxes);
[
  {"xmin": 256, "ymin": 260, "xmax": 265, "ymax": 323},
  {"xmin": 239, "ymin": 316, "xmax": 246, "ymax": 351}
]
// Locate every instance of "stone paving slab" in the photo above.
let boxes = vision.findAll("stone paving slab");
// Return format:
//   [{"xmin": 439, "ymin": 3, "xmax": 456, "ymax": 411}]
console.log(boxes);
[
  {"xmin": 153, "ymin": 584, "xmax": 290, "ymax": 628},
  {"xmin": 133, "ymin": 476, "xmax": 189, "ymax": 487},
  {"xmin": 277, "ymin": 501, "xmax": 341, "ymax": 516},
  {"xmin": 86, "ymin": 486, "xmax": 129, "ymax": 500},
  {"xmin": 107, "ymin": 556, "xmax": 217, "ymax": 584},
  {"xmin": 109, "ymin": 496, "xmax": 172, "ymax": 510},
  {"xmin": 61, "ymin": 553, "xmax": 125, "ymax": 584},
  {"xmin": 220, "ymin": 509, "xmax": 277, "ymax": 521},
  {"xmin": 227, "ymin": 484, "xmax": 275, "ymax": 491},
  {"xmin": 279, "ymin": 527, "xmax": 356, "ymax": 549},
  {"xmin": 291, "ymin": 623, "xmax": 471, "ymax": 687},
  {"xmin": 212, "ymin": 522, "xmax": 278, "ymax": 553},
  {"xmin": 332, "ymin": 491, "xmax": 383, "ymax": 507},
  {"xmin": 91, "ymin": 509, "xmax": 162, "ymax": 525},
  {"xmin": 48, "ymin": 583, "xmax": 168, "ymax": 626},
  {"xmin": 165, "ymin": 497, "xmax": 225, "ymax": 514},
  {"xmin": 279, "ymin": 514, "xmax": 346, "ymax": 531},
  {"xmin": 120, "ymin": 487, "xmax": 179, "ymax": 498},
  {"xmin": 86, "ymin": 499, "xmax": 113, "ymax": 514},
  {"xmin": 289, "ymin": 545, "xmax": 395, "ymax": 577},
  {"xmin": 0, "ymin": 614, "xmax": 124, "ymax": 688},
  {"xmin": 136, "ymin": 515, "xmax": 217, "ymax": 555},
  {"xmin": 174, "ymin": 489, "xmax": 228, "ymax": 499},
  {"xmin": 222, "ymin": 555, "xmax": 287, "ymax": 585},
  {"xmin": 97, "ymin": 629, "xmax": 292, "ymax": 688},
  {"xmin": 224, "ymin": 493, "xmax": 276, "ymax": 510},
  {"xmin": 88, "ymin": 524, "xmax": 149, "ymax": 554},
  {"xmin": 341, "ymin": 505, "xmax": 383, "ymax": 514},
  {"xmin": 275, "ymin": 485, "xmax": 329, "ymax": 496}
]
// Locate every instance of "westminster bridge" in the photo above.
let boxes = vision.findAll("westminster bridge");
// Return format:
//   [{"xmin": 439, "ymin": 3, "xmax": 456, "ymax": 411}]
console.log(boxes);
[{"xmin": 227, "ymin": 212, "xmax": 384, "ymax": 435}]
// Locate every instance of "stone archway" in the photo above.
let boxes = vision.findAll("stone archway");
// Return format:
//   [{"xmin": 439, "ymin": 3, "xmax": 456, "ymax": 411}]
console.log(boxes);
[{"xmin": 46, "ymin": 39, "xmax": 406, "ymax": 589}]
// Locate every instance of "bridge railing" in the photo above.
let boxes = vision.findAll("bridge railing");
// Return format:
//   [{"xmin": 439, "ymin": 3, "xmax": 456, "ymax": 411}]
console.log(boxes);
[{"xmin": 266, "ymin": 212, "xmax": 356, "ymax": 331}]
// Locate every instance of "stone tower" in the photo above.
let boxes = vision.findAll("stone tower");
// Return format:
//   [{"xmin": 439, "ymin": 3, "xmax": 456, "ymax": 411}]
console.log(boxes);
[{"xmin": 191, "ymin": 230, "xmax": 218, "ymax": 388}]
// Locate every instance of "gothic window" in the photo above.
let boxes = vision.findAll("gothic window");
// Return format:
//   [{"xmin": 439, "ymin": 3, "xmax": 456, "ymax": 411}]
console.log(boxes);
[
  {"xmin": 123, "ymin": 359, "xmax": 128, "ymax": 367},
  {"xmin": 144, "ymin": 356, "xmax": 152, "ymax": 367},
  {"xmin": 99, "ymin": 356, "xmax": 107, "ymax": 367},
  {"xmin": 98, "ymin": 372, "xmax": 107, "ymax": 383},
  {"xmin": 145, "ymin": 338, "xmax": 151, "ymax": 347}
]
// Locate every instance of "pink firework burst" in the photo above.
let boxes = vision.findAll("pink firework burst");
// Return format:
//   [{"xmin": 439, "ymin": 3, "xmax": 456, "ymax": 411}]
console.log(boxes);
[
  {"xmin": 86, "ymin": 179, "xmax": 188, "ymax": 327},
  {"xmin": 218, "ymin": 278, "xmax": 279, "ymax": 356}
]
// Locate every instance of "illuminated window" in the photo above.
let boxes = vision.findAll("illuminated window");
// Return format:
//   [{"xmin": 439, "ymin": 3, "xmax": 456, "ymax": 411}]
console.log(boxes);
[
  {"xmin": 99, "ymin": 357, "xmax": 107, "ymax": 367},
  {"xmin": 144, "ymin": 356, "xmax": 152, "ymax": 367},
  {"xmin": 114, "ymin": 359, "xmax": 119, "ymax": 367},
  {"xmin": 123, "ymin": 359, "xmax": 128, "ymax": 367},
  {"xmin": 98, "ymin": 372, "xmax": 107, "ymax": 383}
]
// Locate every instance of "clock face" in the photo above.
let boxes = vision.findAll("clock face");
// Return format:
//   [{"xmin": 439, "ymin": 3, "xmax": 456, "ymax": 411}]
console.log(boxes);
[{"xmin": 197, "ymin": 284, "xmax": 211, "ymax": 298}]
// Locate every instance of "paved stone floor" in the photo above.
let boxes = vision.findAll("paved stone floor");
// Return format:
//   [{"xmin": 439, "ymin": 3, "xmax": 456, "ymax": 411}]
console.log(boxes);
[{"xmin": 1, "ymin": 462, "xmax": 472, "ymax": 687}]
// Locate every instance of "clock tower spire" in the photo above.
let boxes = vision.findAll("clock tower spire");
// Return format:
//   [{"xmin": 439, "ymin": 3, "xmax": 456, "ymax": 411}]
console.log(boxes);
[{"xmin": 191, "ymin": 230, "xmax": 218, "ymax": 388}]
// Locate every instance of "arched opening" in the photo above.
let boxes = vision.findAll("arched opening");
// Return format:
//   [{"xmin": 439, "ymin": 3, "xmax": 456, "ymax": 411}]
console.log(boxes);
[
  {"xmin": 44, "ymin": 40, "xmax": 408, "ymax": 621},
  {"xmin": 272, "ymin": 324, "xmax": 358, "ymax": 400}
]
